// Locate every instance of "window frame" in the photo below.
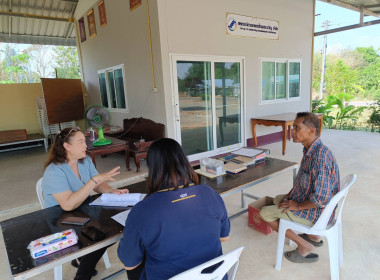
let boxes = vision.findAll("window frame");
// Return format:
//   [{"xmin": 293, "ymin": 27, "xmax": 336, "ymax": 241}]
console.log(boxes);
[
  {"xmin": 97, "ymin": 64, "xmax": 129, "ymax": 113},
  {"xmin": 170, "ymin": 54, "xmax": 246, "ymax": 162},
  {"xmin": 259, "ymin": 58, "xmax": 301, "ymax": 104}
]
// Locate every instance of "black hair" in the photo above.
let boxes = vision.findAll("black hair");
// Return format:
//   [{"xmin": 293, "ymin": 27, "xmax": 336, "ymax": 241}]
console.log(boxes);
[
  {"xmin": 146, "ymin": 138, "xmax": 199, "ymax": 195},
  {"xmin": 296, "ymin": 112, "xmax": 319, "ymax": 136}
]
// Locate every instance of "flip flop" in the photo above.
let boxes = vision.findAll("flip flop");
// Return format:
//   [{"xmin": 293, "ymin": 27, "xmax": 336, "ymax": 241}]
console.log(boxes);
[
  {"xmin": 299, "ymin": 233, "xmax": 324, "ymax": 247},
  {"xmin": 284, "ymin": 249, "xmax": 319, "ymax": 263}
]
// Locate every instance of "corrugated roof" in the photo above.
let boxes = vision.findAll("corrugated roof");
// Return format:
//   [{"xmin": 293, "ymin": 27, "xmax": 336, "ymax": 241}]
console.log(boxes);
[
  {"xmin": 0, "ymin": 0, "xmax": 379, "ymax": 46},
  {"xmin": 0, "ymin": 0, "xmax": 78, "ymax": 46}
]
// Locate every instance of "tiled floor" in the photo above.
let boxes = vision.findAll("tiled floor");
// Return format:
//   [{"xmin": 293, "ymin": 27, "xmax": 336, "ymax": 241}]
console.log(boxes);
[{"xmin": 1, "ymin": 129, "xmax": 380, "ymax": 279}]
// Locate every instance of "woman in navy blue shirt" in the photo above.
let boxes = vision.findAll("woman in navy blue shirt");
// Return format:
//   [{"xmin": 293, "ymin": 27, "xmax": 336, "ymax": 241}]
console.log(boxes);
[{"xmin": 118, "ymin": 138, "xmax": 230, "ymax": 280}]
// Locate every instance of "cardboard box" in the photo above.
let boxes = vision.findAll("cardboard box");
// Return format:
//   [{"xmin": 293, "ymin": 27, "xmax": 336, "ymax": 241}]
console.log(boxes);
[{"xmin": 248, "ymin": 196, "xmax": 274, "ymax": 235}]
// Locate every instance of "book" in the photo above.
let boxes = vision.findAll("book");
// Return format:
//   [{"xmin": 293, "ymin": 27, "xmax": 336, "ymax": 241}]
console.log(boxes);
[
  {"xmin": 233, "ymin": 155, "xmax": 256, "ymax": 166},
  {"xmin": 231, "ymin": 148, "xmax": 265, "ymax": 158},
  {"xmin": 224, "ymin": 161, "xmax": 247, "ymax": 174}
]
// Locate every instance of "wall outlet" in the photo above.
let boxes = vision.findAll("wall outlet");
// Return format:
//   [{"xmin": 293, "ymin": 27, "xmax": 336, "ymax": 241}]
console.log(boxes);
[{"xmin": 151, "ymin": 88, "xmax": 158, "ymax": 93}]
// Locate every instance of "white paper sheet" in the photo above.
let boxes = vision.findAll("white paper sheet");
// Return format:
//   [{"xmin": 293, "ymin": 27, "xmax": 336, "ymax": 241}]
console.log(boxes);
[
  {"xmin": 89, "ymin": 193, "xmax": 146, "ymax": 207},
  {"xmin": 111, "ymin": 209, "xmax": 131, "ymax": 226},
  {"xmin": 101, "ymin": 193, "xmax": 141, "ymax": 202}
]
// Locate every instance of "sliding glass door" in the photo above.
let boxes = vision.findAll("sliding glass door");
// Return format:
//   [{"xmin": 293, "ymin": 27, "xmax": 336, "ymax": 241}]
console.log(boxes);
[{"xmin": 172, "ymin": 56, "xmax": 244, "ymax": 160}]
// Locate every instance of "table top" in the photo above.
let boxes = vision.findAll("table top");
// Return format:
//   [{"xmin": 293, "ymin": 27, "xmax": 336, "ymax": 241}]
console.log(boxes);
[
  {"xmin": 0, "ymin": 182, "xmax": 145, "ymax": 278},
  {"xmin": 86, "ymin": 136, "xmax": 128, "ymax": 151},
  {"xmin": 251, "ymin": 113, "xmax": 323, "ymax": 122},
  {"xmin": 251, "ymin": 113, "xmax": 298, "ymax": 122},
  {"xmin": 0, "ymin": 157, "xmax": 297, "ymax": 278}
]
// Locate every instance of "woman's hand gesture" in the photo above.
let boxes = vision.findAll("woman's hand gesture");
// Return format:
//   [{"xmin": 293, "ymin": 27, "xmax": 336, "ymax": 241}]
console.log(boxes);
[{"xmin": 92, "ymin": 166, "xmax": 120, "ymax": 186}]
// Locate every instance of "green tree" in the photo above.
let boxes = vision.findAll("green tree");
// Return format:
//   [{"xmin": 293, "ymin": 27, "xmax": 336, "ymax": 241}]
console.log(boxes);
[
  {"xmin": 53, "ymin": 46, "xmax": 81, "ymax": 79},
  {"xmin": 324, "ymin": 59, "xmax": 360, "ymax": 101},
  {"xmin": 356, "ymin": 46, "xmax": 379, "ymax": 64}
]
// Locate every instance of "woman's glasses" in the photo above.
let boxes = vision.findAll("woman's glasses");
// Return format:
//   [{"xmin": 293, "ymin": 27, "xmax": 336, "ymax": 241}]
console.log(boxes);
[{"xmin": 62, "ymin": 127, "xmax": 81, "ymax": 141}]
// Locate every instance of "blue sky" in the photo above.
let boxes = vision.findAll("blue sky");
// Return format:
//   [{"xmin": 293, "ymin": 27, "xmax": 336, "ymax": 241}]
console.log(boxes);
[{"xmin": 314, "ymin": 1, "xmax": 380, "ymax": 54}]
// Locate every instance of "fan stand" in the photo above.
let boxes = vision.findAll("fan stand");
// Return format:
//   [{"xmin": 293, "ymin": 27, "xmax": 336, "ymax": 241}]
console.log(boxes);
[{"xmin": 93, "ymin": 127, "xmax": 112, "ymax": 146}]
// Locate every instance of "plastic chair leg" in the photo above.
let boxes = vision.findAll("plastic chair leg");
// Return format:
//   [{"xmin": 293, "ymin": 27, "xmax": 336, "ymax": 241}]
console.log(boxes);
[
  {"xmin": 103, "ymin": 251, "xmax": 111, "ymax": 269},
  {"xmin": 326, "ymin": 229, "xmax": 340, "ymax": 280},
  {"xmin": 338, "ymin": 221, "xmax": 344, "ymax": 267},
  {"xmin": 54, "ymin": 265, "xmax": 62, "ymax": 280},
  {"xmin": 275, "ymin": 224, "xmax": 287, "ymax": 270}
]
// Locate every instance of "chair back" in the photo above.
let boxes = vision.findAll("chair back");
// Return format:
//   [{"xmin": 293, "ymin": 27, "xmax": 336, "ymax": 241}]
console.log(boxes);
[
  {"xmin": 169, "ymin": 247, "xmax": 244, "ymax": 280},
  {"xmin": 36, "ymin": 177, "xmax": 45, "ymax": 209},
  {"xmin": 312, "ymin": 174, "xmax": 357, "ymax": 231}
]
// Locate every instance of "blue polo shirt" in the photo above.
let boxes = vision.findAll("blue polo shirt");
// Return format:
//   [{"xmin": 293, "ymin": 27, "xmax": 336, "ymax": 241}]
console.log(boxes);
[
  {"xmin": 117, "ymin": 184, "xmax": 230, "ymax": 280},
  {"xmin": 42, "ymin": 156, "xmax": 98, "ymax": 208}
]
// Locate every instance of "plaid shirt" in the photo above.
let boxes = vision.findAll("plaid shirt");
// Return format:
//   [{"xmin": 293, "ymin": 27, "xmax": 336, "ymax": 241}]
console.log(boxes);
[{"xmin": 289, "ymin": 138, "xmax": 340, "ymax": 223}]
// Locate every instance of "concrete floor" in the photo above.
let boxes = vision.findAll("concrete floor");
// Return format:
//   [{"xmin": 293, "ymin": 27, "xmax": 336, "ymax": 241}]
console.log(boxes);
[{"xmin": 0, "ymin": 129, "xmax": 380, "ymax": 279}]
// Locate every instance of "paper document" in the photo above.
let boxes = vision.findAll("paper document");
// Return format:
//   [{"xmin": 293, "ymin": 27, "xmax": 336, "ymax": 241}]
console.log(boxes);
[
  {"xmin": 89, "ymin": 193, "xmax": 146, "ymax": 207},
  {"xmin": 232, "ymin": 148, "xmax": 265, "ymax": 158},
  {"xmin": 111, "ymin": 209, "xmax": 131, "ymax": 226},
  {"xmin": 101, "ymin": 193, "xmax": 141, "ymax": 202}
]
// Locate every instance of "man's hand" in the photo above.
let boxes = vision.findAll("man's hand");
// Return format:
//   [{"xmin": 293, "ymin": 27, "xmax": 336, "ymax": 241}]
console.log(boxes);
[{"xmin": 278, "ymin": 199, "xmax": 300, "ymax": 214}]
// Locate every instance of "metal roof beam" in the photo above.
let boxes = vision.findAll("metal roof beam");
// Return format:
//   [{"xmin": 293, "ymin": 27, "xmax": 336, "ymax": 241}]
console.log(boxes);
[
  {"xmin": 319, "ymin": 0, "xmax": 380, "ymax": 17},
  {"xmin": 314, "ymin": 18, "xmax": 380, "ymax": 36},
  {"xmin": 0, "ymin": 10, "xmax": 74, "ymax": 22},
  {"xmin": 0, "ymin": 32, "xmax": 76, "ymax": 46}
]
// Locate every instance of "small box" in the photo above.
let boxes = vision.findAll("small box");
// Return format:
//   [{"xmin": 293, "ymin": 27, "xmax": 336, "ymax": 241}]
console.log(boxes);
[
  {"xmin": 248, "ymin": 196, "xmax": 274, "ymax": 235},
  {"xmin": 200, "ymin": 157, "xmax": 224, "ymax": 175},
  {"xmin": 28, "ymin": 229, "xmax": 78, "ymax": 259}
]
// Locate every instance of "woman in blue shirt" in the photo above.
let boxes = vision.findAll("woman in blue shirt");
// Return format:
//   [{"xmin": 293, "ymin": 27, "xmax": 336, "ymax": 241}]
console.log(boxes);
[
  {"xmin": 42, "ymin": 127, "xmax": 129, "ymax": 280},
  {"xmin": 118, "ymin": 138, "xmax": 230, "ymax": 280}
]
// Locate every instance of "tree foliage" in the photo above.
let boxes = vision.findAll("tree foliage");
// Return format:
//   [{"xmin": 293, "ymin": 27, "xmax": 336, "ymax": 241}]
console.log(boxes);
[
  {"xmin": 0, "ymin": 43, "xmax": 81, "ymax": 83},
  {"xmin": 313, "ymin": 46, "xmax": 380, "ymax": 101}
]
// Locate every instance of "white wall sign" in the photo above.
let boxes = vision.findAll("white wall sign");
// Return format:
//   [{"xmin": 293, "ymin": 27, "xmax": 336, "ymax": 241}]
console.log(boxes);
[{"xmin": 226, "ymin": 13, "xmax": 279, "ymax": 40}]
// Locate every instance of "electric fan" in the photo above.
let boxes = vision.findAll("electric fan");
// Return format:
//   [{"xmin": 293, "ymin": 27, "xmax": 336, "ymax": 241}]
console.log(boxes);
[{"xmin": 85, "ymin": 105, "xmax": 112, "ymax": 146}]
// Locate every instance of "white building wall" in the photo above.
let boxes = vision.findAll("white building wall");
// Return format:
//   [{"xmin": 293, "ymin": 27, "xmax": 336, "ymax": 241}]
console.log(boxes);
[
  {"xmin": 75, "ymin": 0, "xmax": 314, "ymax": 141},
  {"xmin": 75, "ymin": 0, "xmax": 167, "ymax": 128},
  {"xmin": 157, "ymin": 0, "xmax": 314, "ymax": 139}
]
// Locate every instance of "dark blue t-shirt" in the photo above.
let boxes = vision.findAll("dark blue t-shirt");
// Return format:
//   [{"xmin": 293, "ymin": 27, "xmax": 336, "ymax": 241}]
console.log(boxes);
[{"xmin": 117, "ymin": 184, "xmax": 230, "ymax": 280}]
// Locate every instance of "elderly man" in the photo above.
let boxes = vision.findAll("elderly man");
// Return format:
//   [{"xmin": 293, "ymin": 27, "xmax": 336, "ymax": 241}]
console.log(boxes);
[{"xmin": 260, "ymin": 112, "xmax": 340, "ymax": 263}]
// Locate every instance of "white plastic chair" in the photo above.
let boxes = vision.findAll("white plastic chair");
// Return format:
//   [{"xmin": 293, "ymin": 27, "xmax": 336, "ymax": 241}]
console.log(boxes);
[
  {"xmin": 169, "ymin": 247, "xmax": 244, "ymax": 280},
  {"xmin": 36, "ymin": 178, "xmax": 111, "ymax": 280},
  {"xmin": 275, "ymin": 174, "xmax": 357, "ymax": 280}
]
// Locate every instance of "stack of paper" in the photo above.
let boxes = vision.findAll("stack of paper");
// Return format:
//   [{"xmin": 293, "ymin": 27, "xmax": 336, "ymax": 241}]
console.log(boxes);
[
  {"xmin": 232, "ymin": 148, "xmax": 267, "ymax": 164},
  {"xmin": 89, "ymin": 193, "xmax": 145, "ymax": 207},
  {"xmin": 231, "ymin": 155, "xmax": 256, "ymax": 166}
]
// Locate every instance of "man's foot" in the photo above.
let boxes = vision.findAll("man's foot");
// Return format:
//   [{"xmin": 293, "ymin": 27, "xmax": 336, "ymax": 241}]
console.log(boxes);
[
  {"xmin": 299, "ymin": 233, "xmax": 324, "ymax": 247},
  {"xmin": 284, "ymin": 249, "xmax": 319, "ymax": 263}
]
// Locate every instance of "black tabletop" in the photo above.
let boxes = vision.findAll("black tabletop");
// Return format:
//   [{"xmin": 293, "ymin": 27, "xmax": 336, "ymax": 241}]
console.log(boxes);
[
  {"xmin": 0, "ymin": 157, "xmax": 297, "ymax": 277},
  {"xmin": 0, "ymin": 181, "xmax": 146, "ymax": 276}
]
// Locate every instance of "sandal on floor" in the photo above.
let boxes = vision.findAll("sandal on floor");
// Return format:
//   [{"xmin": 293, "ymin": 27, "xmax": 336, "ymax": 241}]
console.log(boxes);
[
  {"xmin": 299, "ymin": 233, "xmax": 324, "ymax": 247},
  {"xmin": 284, "ymin": 249, "xmax": 319, "ymax": 263}
]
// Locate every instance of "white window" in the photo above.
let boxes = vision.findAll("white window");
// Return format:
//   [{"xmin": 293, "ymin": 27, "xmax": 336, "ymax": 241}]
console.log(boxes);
[
  {"xmin": 171, "ymin": 54, "xmax": 245, "ymax": 161},
  {"xmin": 261, "ymin": 58, "xmax": 301, "ymax": 103},
  {"xmin": 97, "ymin": 64, "xmax": 129, "ymax": 112}
]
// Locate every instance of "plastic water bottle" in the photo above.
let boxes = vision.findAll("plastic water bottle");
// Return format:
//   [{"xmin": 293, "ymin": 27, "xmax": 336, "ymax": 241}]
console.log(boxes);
[{"xmin": 90, "ymin": 128, "xmax": 95, "ymax": 142}]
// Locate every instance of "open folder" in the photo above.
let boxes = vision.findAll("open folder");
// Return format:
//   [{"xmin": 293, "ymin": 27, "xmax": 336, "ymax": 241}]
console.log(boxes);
[{"xmin": 89, "ymin": 193, "xmax": 146, "ymax": 207}]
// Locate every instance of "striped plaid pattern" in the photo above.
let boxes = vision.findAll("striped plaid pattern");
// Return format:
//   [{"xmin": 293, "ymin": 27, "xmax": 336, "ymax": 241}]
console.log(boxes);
[{"xmin": 289, "ymin": 138, "xmax": 340, "ymax": 223}]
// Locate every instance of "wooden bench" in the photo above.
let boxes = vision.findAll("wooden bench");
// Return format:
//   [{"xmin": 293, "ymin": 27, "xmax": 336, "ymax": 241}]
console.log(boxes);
[{"xmin": 0, "ymin": 130, "xmax": 48, "ymax": 152}]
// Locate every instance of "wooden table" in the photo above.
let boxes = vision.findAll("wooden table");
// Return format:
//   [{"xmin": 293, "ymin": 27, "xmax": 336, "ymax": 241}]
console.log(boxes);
[
  {"xmin": 86, "ymin": 136, "xmax": 131, "ymax": 170},
  {"xmin": 1, "ymin": 157, "xmax": 297, "ymax": 280},
  {"xmin": 251, "ymin": 113, "xmax": 323, "ymax": 155}
]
